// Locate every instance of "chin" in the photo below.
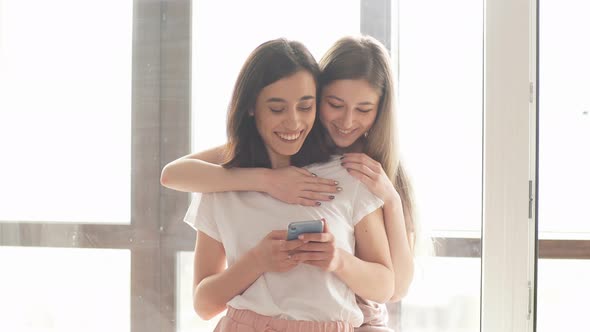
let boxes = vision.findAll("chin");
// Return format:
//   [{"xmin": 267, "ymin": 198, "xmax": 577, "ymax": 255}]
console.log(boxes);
[
  {"xmin": 333, "ymin": 138, "xmax": 356, "ymax": 149},
  {"xmin": 271, "ymin": 143, "xmax": 301, "ymax": 157},
  {"xmin": 285, "ymin": 145, "xmax": 304, "ymax": 156}
]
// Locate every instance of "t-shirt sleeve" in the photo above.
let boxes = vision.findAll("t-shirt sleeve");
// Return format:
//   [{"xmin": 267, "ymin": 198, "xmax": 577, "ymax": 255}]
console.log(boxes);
[
  {"xmin": 351, "ymin": 181, "xmax": 385, "ymax": 226},
  {"xmin": 183, "ymin": 193, "xmax": 222, "ymax": 242}
]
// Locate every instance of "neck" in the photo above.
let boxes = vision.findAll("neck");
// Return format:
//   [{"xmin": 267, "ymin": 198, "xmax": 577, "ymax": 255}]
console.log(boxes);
[
  {"xmin": 326, "ymin": 133, "xmax": 366, "ymax": 154},
  {"xmin": 270, "ymin": 156, "xmax": 290, "ymax": 169},
  {"xmin": 267, "ymin": 149, "xmax": 291, "ymax": 169}
]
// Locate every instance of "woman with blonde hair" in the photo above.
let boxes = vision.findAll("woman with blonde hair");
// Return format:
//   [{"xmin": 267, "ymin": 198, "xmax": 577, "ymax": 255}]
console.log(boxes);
[{"xmin": 318, "ymin": 35, "xmax": 416, "ymax": 331}]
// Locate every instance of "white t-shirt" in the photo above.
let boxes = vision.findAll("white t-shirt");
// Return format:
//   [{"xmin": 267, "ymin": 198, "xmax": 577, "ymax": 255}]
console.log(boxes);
[{"xmin": 184, "ymin": 155, "xmax": 384, "ymax": 327}]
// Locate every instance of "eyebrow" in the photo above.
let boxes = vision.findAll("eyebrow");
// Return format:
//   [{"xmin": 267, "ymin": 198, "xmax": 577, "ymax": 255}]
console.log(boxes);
[
  {"xmin": 266, "ymin": 96, "xmax": 315, "ymax": 103},
  {"xmin": 326, "ymin": 95, "xmax": 375, "ymax": 106}
]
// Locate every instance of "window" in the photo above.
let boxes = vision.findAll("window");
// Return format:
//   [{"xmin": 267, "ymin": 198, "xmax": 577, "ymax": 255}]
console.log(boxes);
[
  {"xmin": 3, "ymin": 0, "xmax": 580, "ymax": 331},
  {"xmin": 191, "ymin": 0, "xmax": 361, "ymax": 152},
  {"xmin": 0, "ymin": 1, "xmax": 172, "ymax": 332},
  {"xmin": 187, "ymin": 1, "xmax": 485, "ymax": 331},
  {"xmin": 394, "ymin": 0, "xmax": 484, "ymax": 331},
  {"xmin": 0, "ymin": 0, "xmax": 132, "ymax": 224},
  {"xmin": 537, "ymin": 0, "xmax": 590, "ymax": 330}
]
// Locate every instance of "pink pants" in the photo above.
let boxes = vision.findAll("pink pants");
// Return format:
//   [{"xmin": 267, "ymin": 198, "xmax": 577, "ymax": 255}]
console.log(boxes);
[
  {"xmin": 213, "ymin": 307, "xmax": 355, "ymax": 332},
  {"xmin": 355, "ymin": 325, "xmax": 394, "ymax": 332}
]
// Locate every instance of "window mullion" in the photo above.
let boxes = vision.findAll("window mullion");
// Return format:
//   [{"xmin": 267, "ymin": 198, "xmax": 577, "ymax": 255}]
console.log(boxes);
[
  {"xmin": 130, "ymin": 1, "xmax": 163, "ymax": 332},
  {"xmin": 481, "ymin": 0, "xmax": 537, "ymax": 330},
  {"xmin": 159, "ymin": 0, "xmax": 192, "ymax": 331}
]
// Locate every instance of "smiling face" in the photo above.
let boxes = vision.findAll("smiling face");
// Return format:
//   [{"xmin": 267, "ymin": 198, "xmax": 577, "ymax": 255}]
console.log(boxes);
[
  {"xmin": 252, "ymin": 70, "xmax": 317, "ymax": 168},
  {"xmin": 319, "ymin": 79, "xmax": 380, "ymax": 149}
]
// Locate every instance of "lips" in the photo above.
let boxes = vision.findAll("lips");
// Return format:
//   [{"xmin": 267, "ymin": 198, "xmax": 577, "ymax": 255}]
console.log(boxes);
[
  {"xmin": 275, "ymin": 130, "xmax": 304, "ymax": 141},
  {"xmin": 334, "ymin": 125, "xmax": 357, "ymax": 136}
]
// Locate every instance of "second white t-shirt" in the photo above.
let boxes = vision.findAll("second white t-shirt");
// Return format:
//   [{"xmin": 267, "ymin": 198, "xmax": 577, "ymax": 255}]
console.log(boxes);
[{"xmin": 184, "ymin": 155, "xmax": 384, "ymax": 327}]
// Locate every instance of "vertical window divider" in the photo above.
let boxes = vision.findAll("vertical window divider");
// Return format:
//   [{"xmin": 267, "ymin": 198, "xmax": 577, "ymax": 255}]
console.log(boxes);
[
  {"xmin": 159, "ymin": 0, "xmax": 192, "ymax": 331},
  {"xmin": 481, "ymin": 0, "xmax": 537, "ymax": 330}
]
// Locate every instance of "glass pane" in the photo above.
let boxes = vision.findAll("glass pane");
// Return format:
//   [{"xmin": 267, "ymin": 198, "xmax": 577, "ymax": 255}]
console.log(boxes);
[
  {"xmin": 177, "ymin": 251, "xmax": 224, "ymax": 332},
  {"xmin": 396, "ymin": 0, "xmax": 483, "ymax": 331},
  {"xmin": 537, "ymin": 259, "xmax": 590, "ymax": 331},
  {"xmin": 398, "ymin": 0, "xmax": 483, "ymax": 235},
  {"xmin": 538, "ymin": 0, "xmax": 590, "ymax": 238},
  {"xmin": 0, "ymin": 246, "xmax": 130, "ymax": 332},
  {"xmin": 0, "ymin": 0, "xmax": 132, "ymax": 223},
  {"xmin": 191, "ymin": 0, "xmax": 360, "ymax": 152},
  {"xmin": 537, "ymin": 1, "xmax": 590, "ymax": 330},
  {"xmin": 402, "ymin": 257, "xmax": 480, "ymax": 332}
]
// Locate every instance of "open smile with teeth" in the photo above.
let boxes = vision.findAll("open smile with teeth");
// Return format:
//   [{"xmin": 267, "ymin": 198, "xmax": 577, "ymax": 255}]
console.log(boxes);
[
  {"xmin": 335, "ymin": 126, "xmax": 357, "ymax": 136},
  {"xmin": 276, "ymin": 130, "xmax": 304, "ymax": 141}
]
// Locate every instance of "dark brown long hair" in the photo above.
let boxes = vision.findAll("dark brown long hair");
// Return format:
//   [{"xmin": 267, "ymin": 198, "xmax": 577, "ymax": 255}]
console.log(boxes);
[
  {"xmin": 320, "ymin": 35, "xmax": 417, "ymax": 249},
  {"xmin": 222, "ymin": 39, "xmax": 331, "ymax": 169}
]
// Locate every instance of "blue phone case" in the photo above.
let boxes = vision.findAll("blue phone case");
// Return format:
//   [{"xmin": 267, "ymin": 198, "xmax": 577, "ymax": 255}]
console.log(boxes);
[{"xmin": 287, "ymin": 220, "xmax": 324, "ymax": 240}]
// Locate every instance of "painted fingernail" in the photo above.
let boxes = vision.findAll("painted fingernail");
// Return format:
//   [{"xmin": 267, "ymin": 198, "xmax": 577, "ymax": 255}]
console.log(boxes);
[
  {"xmin": 334, "ymin": 181, "xmax": 339, "ymax": 185},
  {"xmin": 340, "ymin": 156, "xmax": 344, "ymax": 160},
  {"xmin": 340, "ymin": 163, "xmax": 345, "ymax": 166},
  {"xmin": 329, "ymin": 195, "xmax": 335, "ymax": 200},
  {"xmin": 311, "ymin": 173, "xmax": 317, "ymax": 177},
  {"xmin": 336, "ymin": 187, "xmax": 342, "ymax": 191},
  {"xmin": 315, "ymin": 201, "xmax": 321, "ymax": 206}
]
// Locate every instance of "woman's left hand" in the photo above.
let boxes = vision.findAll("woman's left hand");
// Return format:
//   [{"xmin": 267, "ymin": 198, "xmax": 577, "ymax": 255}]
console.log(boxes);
[
  {"xmin": 290, "ymin": 220, "xmax": 342, "ymax": 272},
  {"xmin": 340, "ymin": 153, "xmax": 399, "ymax": 203}
]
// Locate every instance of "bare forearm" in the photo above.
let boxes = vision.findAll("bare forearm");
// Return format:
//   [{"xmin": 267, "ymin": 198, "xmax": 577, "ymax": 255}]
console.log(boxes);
[
  {"xmin": 334, "ymin": 250, "xmax": 395, "ymax": 303},
  {"xmin": 161, "ymin": 159, "xmax": 269, "ymax": 193},
  {"xmin": 194, "ymin": 250, "xmax": 263, "ymax": 320},
  {"xmin": 383, "ymin": 198, "xmax": 414, "ymax": 301}
]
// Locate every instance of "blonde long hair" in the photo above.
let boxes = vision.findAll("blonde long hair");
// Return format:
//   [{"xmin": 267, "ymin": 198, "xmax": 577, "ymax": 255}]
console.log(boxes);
[{"xmin": 319, "ymin": 35, "xmax": 418, "ymax": 250}]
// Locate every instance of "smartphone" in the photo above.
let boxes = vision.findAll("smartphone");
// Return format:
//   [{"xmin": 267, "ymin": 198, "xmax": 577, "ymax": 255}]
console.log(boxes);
[{"xmin": 286, "ymin": 219, "xmax": 324, "ymax": 241}]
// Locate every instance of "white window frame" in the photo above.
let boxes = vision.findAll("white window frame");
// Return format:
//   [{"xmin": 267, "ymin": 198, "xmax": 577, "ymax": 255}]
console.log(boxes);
[
  {"xmin": 388, "ymin": 0, "xmax": 539, "ymax": 330},
  {"xmin": 481, "ymin": 0, "xmax": 538, "ymax": 330}
]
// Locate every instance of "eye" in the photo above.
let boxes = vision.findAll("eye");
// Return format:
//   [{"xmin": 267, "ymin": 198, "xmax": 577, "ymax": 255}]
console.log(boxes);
[
  {"xmin": 328, "ymin": 102, "xmax": 344, "ymax": 109},
  {"xmin": 269, "ymin": 108, "xmax": 284, "ymax": 113},
  {"xmin": 357, "ymin": 108, "xmax": 373, "ymax": 113},
  {"xmin": 298, "ymin": 105, "xmax": 313, "ymax": 112}
]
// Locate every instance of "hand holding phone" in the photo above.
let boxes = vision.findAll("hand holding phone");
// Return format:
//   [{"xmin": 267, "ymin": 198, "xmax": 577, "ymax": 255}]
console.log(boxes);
[
  {"xmin": 288, "ymin": 219, "xmax": 340, "ymax": 272},
  {"xmin": 286, "ymin": 219, "xmax": 324, "ymax": 241}
]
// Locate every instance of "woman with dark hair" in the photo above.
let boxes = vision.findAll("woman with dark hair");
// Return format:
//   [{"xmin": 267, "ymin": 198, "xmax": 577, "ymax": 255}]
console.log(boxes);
[{"xmin": 181, "ymin": 38, "xmax": 394, "ymax": 332}]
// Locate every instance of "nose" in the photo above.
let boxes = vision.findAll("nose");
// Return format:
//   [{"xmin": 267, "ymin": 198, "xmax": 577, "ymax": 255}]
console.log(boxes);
[
  {"xmin": 341, "ymin": 108, "xmax": 354, "ymax": 128},
  {"xmin": 283, "ymin": 107, "xmax": 301, "ymax": 131}
]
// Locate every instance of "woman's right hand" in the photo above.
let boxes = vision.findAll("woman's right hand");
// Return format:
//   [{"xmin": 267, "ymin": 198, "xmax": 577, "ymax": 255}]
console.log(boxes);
[
  {"xmin": 251, "ymin": 230, "xmax": 306, "ymax": 273},
  {"xmin": 266, "ymin": 166, "xmax": 342, "ymax": 206}
]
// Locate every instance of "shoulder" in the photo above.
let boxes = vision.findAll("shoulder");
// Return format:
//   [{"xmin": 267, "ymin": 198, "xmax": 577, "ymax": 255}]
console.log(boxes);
[
  {"xmin": 199, "ymin": 190, "xmax": 249, "ymax": 203},
  {"xmin": 304, "ymin": 155, "xmax": 346, "ymax": 178},
  {"xmin": 199, "ymin": 190, "xmax": 272, "ymax": 209},
  {"xmin": 305, "ymin": 155, "xmax": 361, "ymax": 187},
  {"xmin": 305, "ymin": 155, "xmax": 365, "ymax": 196}
]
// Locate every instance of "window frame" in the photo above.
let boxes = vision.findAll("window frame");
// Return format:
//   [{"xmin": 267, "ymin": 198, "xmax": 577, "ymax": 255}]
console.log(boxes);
[
  {"xmin": 0, "ymin": 1, "xmax": 194, "ymax": 332},
  {"xmin": 1, "ymin": 1, "xmax": 586, "ymax": 331}
]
